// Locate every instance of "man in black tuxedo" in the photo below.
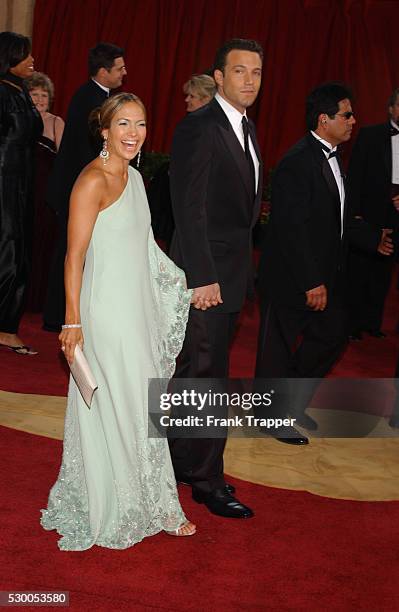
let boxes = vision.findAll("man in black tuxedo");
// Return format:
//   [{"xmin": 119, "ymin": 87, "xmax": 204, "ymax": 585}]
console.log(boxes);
[
  {"xmin": 43, "ymin": 43, "xmax": 126, "ymax": 331},
  {"xmin": 346, "ymin": 88, "xmax": 399, "ymax": 340},
  {"xmin": 255, "ymin": 82, "xmax": 393, "ymax": 434},
  {"xmin": 169, "ymin": 39, "xmax": 264, "ymax": 518}
]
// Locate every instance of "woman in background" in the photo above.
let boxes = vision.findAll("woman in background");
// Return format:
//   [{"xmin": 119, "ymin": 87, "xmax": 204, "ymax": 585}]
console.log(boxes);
[
  {"xmin": 183, "ymin": 73, "xmax": 216, "ymax": 112},
  {"xmin": 41, "ymin": 93, "xmax": 196, "ymax": 550},
  {"xmin": 26, "ymin": 72, "xmax": 64, "ymax": 149},
  {"xmin": 0, "ymin": 32, "xmax": 43, "ymax": 354},
  {"xmin": 148, "ymin": 74, "xmax": 216, "ymax": 247},
  {"xmin": 25, "ymin": 72, "xmax": 64, "ymax": 312}
]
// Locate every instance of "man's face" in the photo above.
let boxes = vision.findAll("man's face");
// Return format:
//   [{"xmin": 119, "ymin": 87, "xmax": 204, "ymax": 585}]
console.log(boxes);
[
  {"xmin": 321, "ymin": 98, "xmax": 356, "ymax": 147},
  {"xmin": 214, "ymin": 49, "xmax": 262, "ymax": 113},
  {"xmin": 389, "ymin": 95, "xmax": 399, "ymax": 126},
  {"xmin": 102, "ymin": 56, "xmax": 127, "ymax": 89}
]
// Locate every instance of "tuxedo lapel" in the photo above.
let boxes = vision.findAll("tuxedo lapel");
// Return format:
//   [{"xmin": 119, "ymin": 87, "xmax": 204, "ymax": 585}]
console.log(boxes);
[
  {"xmin": 307, "ymin": 134, "xmax": 341, "ymax": 229},
  {"xmin": 211, "ymin": 99, "xmax": 254, "ymax": 203},
  {"xmin": 381, "ymin": 123, "xmax": 392, "ymax": 180},
  {"xmin": 248, "ymin": 119, "xmax": 263, "ymax": 198}
]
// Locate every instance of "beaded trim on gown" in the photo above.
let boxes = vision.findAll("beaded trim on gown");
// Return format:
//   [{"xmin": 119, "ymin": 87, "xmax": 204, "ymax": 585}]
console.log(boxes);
[{"xmin": 41, "ymin": 167, "xmax": 191, "ymax": 550}]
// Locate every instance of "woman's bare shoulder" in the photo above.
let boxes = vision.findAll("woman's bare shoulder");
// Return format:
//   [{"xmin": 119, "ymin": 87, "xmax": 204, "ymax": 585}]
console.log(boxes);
[
  {"xmin": 71, "ymin": 163, "xmax": 107, "ymax": 203},
  {"xmin": 53, "ymin": 114, "xmax": 65, "ymax": 126}
]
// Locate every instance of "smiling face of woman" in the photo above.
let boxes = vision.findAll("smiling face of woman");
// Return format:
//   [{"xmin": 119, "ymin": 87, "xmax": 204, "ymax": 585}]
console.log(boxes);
[
  {"xmin": 29, "ymin": 87, "xmax": 49, "ymax": 113},
  {"xmin": 10, "ymin": 53, "xmax": 35, "ymax": 79},
  {"xmin": 102, "ymin": 101, "xmax": 146, "ymax": 162}
]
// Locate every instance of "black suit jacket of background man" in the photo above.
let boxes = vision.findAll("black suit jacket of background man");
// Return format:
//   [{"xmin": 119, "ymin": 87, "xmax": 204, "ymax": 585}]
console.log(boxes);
[
  {"xmin": 43, "ymin": 80, "xmax": 108, "ymax": 329},
  {"xmin": 255, "ymin": 133, "xmax": 379, "ymax": 409},
  {"xmin": 345, "ymin": 123, "xmax": 399, "ymax": 333},
  {"xmin": 346, "ymin": 123, "xmax": 397, "ymax": 227},
  {"xmin": 258, "ymin": 133, "xmax": 379, "ymax": 308},
  {"xmin": 46, "ymin": 79, "xmax": 108, "ymax": 216},
  {"xmin": 169, "ymin": 97, "xmax": 263, "ymax": 313}
]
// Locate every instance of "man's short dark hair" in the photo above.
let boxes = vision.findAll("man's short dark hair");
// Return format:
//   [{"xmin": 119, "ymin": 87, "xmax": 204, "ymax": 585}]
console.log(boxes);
[
  {"xmin": 0, "ymin": 31, "xmax": 31, "ymax": 75},
  {"xmin": 88, "ymin": 42, "xmax": 124, "ymax": 77},
  {"xmin": 388, "ymin": 87, "xmax": 399, "ymax": 107},
  {"xmin": 306, "ymin": 82, "xmax": 353, "ymax": 131},
  {"xmin": 213, "ymin": 38, "xmax": 263, "ymax": 74}
]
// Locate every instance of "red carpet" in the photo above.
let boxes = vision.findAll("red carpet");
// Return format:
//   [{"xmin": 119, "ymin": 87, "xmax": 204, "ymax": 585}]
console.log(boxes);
[
  {"xmin": 0, "ymin": 271, "xmax": 398, "ymax": 397},
  {"xmin": 1, "ymin": 425, "xmax": 399, "ymax": 611}
]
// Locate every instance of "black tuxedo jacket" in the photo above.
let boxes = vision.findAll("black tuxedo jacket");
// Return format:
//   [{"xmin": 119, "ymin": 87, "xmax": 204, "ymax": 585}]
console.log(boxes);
[
  {"xmin": 346, "ymin": 122, "xmax": 399, "ymax": 230},
  {"xmin": 46, "ymin": 79, "xmax": 108, "ymax": 216},
  {"xmin": 169, "ymin": 98, "xmax": 263, "ymax": 313},
  {"xmin": 257, "ymin": 133, "xmax": 380, "ymax": 307}
]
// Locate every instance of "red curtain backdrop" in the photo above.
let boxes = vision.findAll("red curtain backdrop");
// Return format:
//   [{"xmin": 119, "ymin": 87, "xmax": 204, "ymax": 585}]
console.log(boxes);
[{"xmin": 32, "ymin": 0, "xmax": 399, "ymax": 171}]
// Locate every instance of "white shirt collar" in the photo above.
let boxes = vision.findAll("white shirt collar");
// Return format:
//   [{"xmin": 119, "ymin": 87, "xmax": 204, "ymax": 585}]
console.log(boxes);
[
  {"xmin": 91, "ymin": 78, "xmax": 110, "ymax": 95},
  {"xmin": 390, "ymin": 119, "xmax": 399, "ymax": 132},
  {"xmin": 215, "ymin": 92, "xmax": 247, "ymax": 128},
  {"xmin": 311, "ymin": 130, "xmax": 337, "ymax": 153}
]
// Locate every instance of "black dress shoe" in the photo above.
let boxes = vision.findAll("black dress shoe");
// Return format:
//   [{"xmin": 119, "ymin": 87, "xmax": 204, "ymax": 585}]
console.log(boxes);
[
  {"xmin": 367, "ymin": 329, "xmax": 386, "ymax": 338},
  {"xmin": 294, "ymin": 412, "xmax": 318, "ymax": 431},
  {"xmin": 178, "ymin": 479, "xmax": 235, "ymax": 495},
  {"xmin": 277, "ymin": 436, "xmax": 309, "ymax": 445},
  {"xmin": 349, "ymin": 331, "xmax": 363, "ymax": 341},
  {"xmin": 272, "ymin": 424, "xmax": 309, "ymax": 445},
  {"xmin": 192, "ymin": 488, "xmax": 254, "ymax": 518}
]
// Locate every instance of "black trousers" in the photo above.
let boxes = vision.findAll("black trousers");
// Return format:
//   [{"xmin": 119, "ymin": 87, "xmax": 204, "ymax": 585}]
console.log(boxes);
[
  {"xmin": 42, "ymin": 212, "xmax": 67, "ymax": 330},
  {"xmin": 347, "ymin": 248, "xmax": 394, "ymax": 333},
  {"xmin": 255, "ymin": 298, "xmax": 347, "ymax": 417},
  {"xmin": 168, "ymin": 308, "xmax": 238, "ymax": 494}
]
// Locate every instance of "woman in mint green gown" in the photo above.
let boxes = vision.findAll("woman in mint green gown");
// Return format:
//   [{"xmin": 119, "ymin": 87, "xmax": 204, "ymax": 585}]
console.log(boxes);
[{"xmin": 41, "ymin": 93, "xmax": 196, "ymax": 550}]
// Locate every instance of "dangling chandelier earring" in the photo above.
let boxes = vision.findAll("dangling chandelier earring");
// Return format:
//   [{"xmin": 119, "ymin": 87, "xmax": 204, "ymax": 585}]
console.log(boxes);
[
  {"xmin": 100, "ymin": 137, "xmax": 109, "ymax": 164},
  {"xmin": 136, "ymin": 149, "xmax": 141, "ymax": 168}
]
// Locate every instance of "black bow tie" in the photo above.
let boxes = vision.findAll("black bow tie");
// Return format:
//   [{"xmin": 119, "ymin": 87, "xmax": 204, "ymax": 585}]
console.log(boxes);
[
  {"xmin": 319, "ymin": 141, "xmax": 338, "ymax": 159},
  {"xmin": 390, "ymin": 126, "xmax": 399, "ymax": 136}
]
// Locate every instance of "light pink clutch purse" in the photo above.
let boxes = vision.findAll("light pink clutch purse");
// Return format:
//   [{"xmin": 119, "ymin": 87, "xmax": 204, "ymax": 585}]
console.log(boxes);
[{"xmin": 69, "ymin": 345, "xmax": 98, "ymax": 408}]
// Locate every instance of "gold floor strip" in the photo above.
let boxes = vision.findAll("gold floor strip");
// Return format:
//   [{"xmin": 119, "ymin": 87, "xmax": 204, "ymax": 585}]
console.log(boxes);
[{"xmin": 1, "ymin": 390, "xmax": 399, "ymax": 501}]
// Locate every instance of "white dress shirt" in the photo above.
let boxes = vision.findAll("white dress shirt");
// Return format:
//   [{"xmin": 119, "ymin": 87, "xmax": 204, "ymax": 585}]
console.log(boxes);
[
  {"xmin": 92, "ymin": 79, "xmax": 110, "ymax": 96},
  {"xmin": 391, "ymin": 120, "xmax": 399, "ymax": 184},
  {"xmin": 311, "ymin": 131, "xmax": 345, "ymax": 235},
  {"xmin": 215, "ymin": 92, "xmax": 259, "ymax": 192}
]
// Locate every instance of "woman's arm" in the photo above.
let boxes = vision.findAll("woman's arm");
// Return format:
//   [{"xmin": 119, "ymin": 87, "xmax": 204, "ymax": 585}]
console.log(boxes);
[
  {"xmin": 60, "ymin": 169, "xmax": 104, "ymax": 363},
  {"xmin": 54, "ymin": 115, "xmax": 65, "ymax": 150}
]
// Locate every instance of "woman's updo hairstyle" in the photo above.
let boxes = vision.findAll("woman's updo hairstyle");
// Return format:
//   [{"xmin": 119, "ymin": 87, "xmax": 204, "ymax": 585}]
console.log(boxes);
[{"xmin": 89, "ymin": 92, "xmax": 146, "ymax": 137}]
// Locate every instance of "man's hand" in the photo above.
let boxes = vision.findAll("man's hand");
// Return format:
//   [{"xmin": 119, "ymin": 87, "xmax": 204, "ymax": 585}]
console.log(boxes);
[
  {"xmin": 305, "ymin": 284, "xmax": 327, "ymax": 311},
  {"xmin": 377, "ymin": 228, "xmax": 394, "ymax": 256},
  {"xmin": 392, "ymin": 195, "xmax": 399, "ymax": 211},
  {"xmin": 191, "ymin": 283, "xmax": 223, "ymax": 310}
]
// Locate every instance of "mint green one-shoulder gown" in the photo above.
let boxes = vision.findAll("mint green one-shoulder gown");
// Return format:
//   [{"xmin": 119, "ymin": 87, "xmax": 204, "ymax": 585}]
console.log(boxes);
[{"xmin": 41, "ymin": 167, "xmax": 191, "ymax": 550}]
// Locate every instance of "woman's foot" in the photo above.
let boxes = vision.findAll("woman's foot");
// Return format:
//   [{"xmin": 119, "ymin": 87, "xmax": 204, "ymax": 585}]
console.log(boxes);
[
  {"xmin": 0, "ymin": 332, "xmax": 38, "ymax": 355},
  {"xmin": 165, "ymin": 521, "xmax": 196, "ymax": 537}
]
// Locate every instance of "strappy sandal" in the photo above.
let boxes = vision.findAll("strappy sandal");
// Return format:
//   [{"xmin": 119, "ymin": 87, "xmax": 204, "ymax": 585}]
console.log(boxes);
[
  {"xmin": 165, "ymin": 521, "xmax": 196, "ymax": 537},
  {"xmin": 3, "ymin": 345, "xmax": 38, "ymax": 355}
]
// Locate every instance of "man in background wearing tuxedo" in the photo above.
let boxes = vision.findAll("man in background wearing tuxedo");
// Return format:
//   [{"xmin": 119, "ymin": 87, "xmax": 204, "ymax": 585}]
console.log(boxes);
[
  {"xmin": 255, "ymin": 82, "xmax": 393, "ymax": 435},
  {"xmin": 169, "ymin": 39, "xmax": 263, "ymax": 519},
  {"xmin": 43, "ymin": 43, "xmax": 126, "ymax": 331},
  {"xmin": 346, "ymin": 87, "xmax": 399, "ymax": 340}
]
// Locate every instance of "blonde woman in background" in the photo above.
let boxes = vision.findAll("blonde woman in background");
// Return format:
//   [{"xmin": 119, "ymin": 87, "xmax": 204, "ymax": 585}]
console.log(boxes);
[
  {"xmin": 26, "ymin": 72, "xmax": 64, "ymax": 149},
  {"xmin": 25, "ymin": 72, "xmax": 65, "ymax": 311},
  {"xmin": 183, "ymin": 73, "xmax": 216, "ymax": 112}
]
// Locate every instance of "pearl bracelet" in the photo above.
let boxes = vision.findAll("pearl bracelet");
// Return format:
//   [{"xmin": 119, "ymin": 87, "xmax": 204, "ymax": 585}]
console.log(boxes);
[{"xmin": 62, "ymin": 324, "xmax": 82, "ymax": 329}]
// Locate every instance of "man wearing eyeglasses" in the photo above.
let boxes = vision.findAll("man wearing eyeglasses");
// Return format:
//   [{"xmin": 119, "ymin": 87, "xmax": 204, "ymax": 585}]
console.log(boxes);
[
  {"xmin": 255, "ymin": 82, "xmax": 393, "ymax": 435},
  {"xmin": 346, "ymin": 88, "xmax": 399, "ymax": 342}
]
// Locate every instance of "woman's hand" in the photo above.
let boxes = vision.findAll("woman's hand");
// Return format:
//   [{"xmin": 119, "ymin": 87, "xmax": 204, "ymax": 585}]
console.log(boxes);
[{"xmin": 59, "ymin": 327, "xmax": 84, "ymax": 365}]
